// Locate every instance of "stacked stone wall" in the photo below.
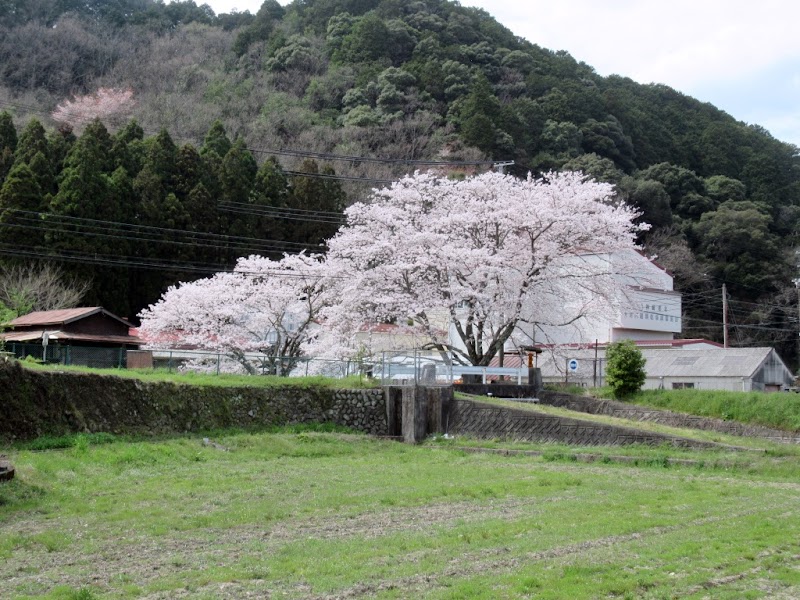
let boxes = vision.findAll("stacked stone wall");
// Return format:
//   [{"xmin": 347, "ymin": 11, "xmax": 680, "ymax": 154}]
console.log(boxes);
[
  {"xmin": 0, "ymin": 360, "xmax": 388, "ymax": 441},
  {"xmin": 448, "ymin": 399, "xmax": 721, "ymax": 448}
]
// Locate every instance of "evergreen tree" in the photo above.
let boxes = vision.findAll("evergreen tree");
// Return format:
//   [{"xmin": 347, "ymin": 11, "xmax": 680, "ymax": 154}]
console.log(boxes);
[
  {"xmin": 286, "ymin": 160, "xmax": 345, "ymax": 248},
  {"xmin": 47, "ymin": 125, "xmax": 76, "ymax": 179},
  {"xmin": 27, "ymin": 151, "xmax": 56, "ymax": 199},
  {"xmin": 251, "ymin": 157, "xmax": 290, "ymax": 245},
  {"xmin": 145, "ymin": 128, "xmax": 178, "ymax": 184},
  {"xmin": 174, "ymin": 144, "xmax": 203, "ymax": 202},
  {"xmin": 221, "ymin": 138, "xmax": 258, "ymax": 243},
  {"xmin": 14, "ymin": 118, "xmax": 49, "ymax": 167},
  {"xmin": 47, "ymin": 120, "xmax": 115, "ymax": 303},
  {"xmin": 112, "ymin": 120, "xmax": 145, "ymax": 176},
  {"xmin": 455, "ymin": 74, "xmax": 506, "ymax": 155},
  {"xmin": 200, "ymin": 120, "xmax": 232, "ymax": 159},
  {"xmin": 0, "ymin": 162, "xmax": 45, "ymax": 248},
  {"xmin": 0, "ymin": 111, "xmax": 17, "ymax": 184}
]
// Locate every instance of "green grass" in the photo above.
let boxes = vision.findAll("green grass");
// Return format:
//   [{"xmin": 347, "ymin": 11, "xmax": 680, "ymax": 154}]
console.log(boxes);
[
  {"xmin": 594, "ymin": 387, "xmax": 800, "ymax": 433},
  {"xmin": 2, "ymin": 429, "xmax": 800, "ymax": 599},
  {"xmin": 20, "ymin": 362, "xmax": 380, "ymax": 389}
]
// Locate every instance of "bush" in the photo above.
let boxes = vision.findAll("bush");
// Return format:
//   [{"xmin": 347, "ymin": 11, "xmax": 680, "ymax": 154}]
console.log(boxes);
[{"xmin": 605, "ymin": 340, "xmax": 646, "ymax": 398}]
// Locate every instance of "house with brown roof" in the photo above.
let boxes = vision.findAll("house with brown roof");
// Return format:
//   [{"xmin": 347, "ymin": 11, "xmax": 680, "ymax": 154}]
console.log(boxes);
[{"xmin": 2, "ymin": 307, "xmax": 141, "ymax": 367}]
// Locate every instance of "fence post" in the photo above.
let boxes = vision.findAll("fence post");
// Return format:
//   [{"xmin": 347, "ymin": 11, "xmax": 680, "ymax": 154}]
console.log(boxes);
[
  {"xmin": 168, "ymin": 351, "xmax": 173, "ymax": 372},
  {"xmin": 216, "ymin": 354, "xmax": 221, "ymax": 376},
  {"xmin": 118, "ymin": 347, "xmax": 123, "ymax": 369}
]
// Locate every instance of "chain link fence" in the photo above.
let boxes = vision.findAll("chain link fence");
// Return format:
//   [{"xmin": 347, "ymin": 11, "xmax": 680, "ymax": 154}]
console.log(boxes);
[{"xmin": 4, "ymin": 343, "xmax": 530, "ymax": 384}]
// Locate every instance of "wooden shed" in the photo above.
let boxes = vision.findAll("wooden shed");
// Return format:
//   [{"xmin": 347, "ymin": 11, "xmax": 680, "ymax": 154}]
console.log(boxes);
[{"xmin": 2, "ymin": 307, "xmax": 141, "ymax": 367}]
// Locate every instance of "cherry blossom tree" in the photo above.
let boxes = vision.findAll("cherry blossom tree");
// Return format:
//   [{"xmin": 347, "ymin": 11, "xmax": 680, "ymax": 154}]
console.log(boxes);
[
  {"xmin": 138, "ymin": 253, "xmax": 326, "ymax": 375},
  {"xmin": 322, "ymin": 170, "xmax": 647, "ymax": 366},
  {"xmin": 51, "ymin": 87, "xmax": 136, "ymax": 128}
]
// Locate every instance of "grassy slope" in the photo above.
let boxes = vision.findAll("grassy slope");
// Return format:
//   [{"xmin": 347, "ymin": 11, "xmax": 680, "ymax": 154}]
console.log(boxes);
[
  {"xmin": 19, "ymin": 362, "xmax": 378, "ymax": 389},
  {"xmin": 1, "ymin": 430, "xmax": 799, "ymax": 599},
  {"xmin": 594, "ymin": 387, "xmax": 800, "ymax": 433}
]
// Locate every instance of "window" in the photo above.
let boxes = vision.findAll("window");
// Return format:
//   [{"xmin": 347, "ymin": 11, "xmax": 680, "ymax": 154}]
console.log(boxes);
[{"xmin": 672, "ymin": 382, "xmax": 695, "ymax": 389}]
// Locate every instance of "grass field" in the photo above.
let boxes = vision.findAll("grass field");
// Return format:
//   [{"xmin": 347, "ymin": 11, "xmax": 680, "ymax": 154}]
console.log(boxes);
[{"xmin": 2, "ymin": 428, "xmax": 799, "ymax": 599}]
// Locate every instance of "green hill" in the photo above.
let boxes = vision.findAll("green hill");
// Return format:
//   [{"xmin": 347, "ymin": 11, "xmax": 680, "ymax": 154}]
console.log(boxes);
[{"xmin": 0, "ymin": 0, "xmax": 798, "ymax": 364}]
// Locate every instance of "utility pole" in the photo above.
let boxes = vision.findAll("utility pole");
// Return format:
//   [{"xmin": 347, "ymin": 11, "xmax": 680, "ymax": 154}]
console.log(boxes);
[
  {"xmin": 796, "ymin": 280, "xmax": 800, "ymax": 371},
  {"xmin": 493, "ymin": 161, "xmax": 515, "ymax": 174},
  {"xmin": 722, "ymin": 283, "xmax": 728, "ymax": 348}
]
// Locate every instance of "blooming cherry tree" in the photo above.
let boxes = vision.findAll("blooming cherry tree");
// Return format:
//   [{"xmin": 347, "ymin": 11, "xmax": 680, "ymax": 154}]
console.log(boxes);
[
  {"xmin": 323, "ymin": 170, "xmax": 646, "ymax": 366},
  {"xmin": 139, "ymin": 253, "xmax": 326, "ymax": 375},
  {"xmin": 51, "ymin": 87, "xmax": 136, "ymax": 128}
]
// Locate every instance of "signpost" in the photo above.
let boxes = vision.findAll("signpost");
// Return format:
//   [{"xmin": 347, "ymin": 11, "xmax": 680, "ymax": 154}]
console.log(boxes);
[{"xmin": 565, "ymin": 358, "xmax": 578, "ymax": 384}]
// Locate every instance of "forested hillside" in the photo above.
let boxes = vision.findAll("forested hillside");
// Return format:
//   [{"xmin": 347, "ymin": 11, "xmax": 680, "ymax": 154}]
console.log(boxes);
[{"xmin": 1, "ymin": 0, "xmax": 799, "ymax": 365}]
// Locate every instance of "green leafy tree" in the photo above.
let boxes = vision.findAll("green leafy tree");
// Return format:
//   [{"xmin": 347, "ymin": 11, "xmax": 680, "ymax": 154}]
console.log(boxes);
[
  {"xmin": 691, "ymin": 201, "xmax": 789, "ymax": 298},
  {"xmin": 605, "ymin": 340, "xmax": 646, "ymax": 398}
]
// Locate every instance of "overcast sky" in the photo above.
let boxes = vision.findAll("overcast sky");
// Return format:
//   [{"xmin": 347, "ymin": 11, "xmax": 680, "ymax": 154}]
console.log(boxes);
[{"xmin": 194, "ymin": 0, "xmax": 800, "ymax": 147}]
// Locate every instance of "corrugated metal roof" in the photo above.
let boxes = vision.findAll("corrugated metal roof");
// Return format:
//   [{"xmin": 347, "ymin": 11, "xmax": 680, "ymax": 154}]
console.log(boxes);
[
  {"xmin": 9, "ymin": 307, "xmax": 103, "ymax": 327},
  {"xmin": 9, "ymin": 307, "xmax": 134, "ymax": 328},
  {"xmin": 641, "ymin": 347, "xmax": 772, "ymax": 378},
  {"xmin": 1, "ymin": 329, "xmax": 140, "ymax": 346},
  {"xmin": 1, "ymin": 330, "xmax": 48, "ymax": 342}
]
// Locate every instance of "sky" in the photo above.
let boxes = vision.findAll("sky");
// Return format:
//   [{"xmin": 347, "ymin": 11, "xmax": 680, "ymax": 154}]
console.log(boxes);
[{"xmin": 193, "ymin": 0, "xmax": 800, "ymax": 147}]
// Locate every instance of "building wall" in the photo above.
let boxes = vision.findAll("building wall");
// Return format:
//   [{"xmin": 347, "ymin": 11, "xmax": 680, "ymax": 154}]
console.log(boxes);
[
  {"xmin": 64, "ymin": 313, "xmax": 130, "ymax": 337},
  {"xmin": 641, "ymin": 376, "xmax": 754, "ymax": 392}
]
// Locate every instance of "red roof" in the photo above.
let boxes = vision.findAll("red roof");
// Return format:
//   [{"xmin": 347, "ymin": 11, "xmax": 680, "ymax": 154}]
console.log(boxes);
[{"xmin": 9, "ymin": 307, "xmax": 135, "ymax": 329}]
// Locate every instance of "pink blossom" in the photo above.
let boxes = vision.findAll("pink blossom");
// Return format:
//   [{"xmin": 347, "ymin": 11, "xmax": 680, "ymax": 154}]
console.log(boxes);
[{"xmin": 52, "ymin": 87, "xmax": 136, "ymax": 127}]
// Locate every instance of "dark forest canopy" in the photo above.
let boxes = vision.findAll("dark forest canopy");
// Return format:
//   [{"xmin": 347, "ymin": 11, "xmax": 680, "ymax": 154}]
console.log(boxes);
[{"xmin": 1, "ymin": 0, "xmax": 799, "ymax": 364}]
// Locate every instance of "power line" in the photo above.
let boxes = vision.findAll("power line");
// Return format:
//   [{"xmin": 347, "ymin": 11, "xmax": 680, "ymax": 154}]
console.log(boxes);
[{"xmin": 2, "ymin": 208, "xmax": 315, "ymax": 251}]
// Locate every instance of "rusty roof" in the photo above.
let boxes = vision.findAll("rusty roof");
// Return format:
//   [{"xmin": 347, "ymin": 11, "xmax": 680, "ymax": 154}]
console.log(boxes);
[
  {"xmin": 9, "ymin": 307, "xmax": 135, "ymax": 329},
  {"xmin": 1, "ymin": 329, "xmax": 141, "ymax": 346}
]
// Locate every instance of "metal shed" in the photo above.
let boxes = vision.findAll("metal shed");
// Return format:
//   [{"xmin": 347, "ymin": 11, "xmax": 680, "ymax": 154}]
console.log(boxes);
[
  {"xmin": 639, "ymin": 347, "xmax": 794, "ymax": 392},
  {"xmin": 528, "ymin": 344, "xmax": 794, "ymax": 392}
]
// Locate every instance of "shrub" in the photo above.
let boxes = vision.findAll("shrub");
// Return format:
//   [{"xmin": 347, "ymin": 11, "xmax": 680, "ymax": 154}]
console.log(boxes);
[{"xmin": 605, "ymin": 340, "xmax": 646, "ymax": 398}]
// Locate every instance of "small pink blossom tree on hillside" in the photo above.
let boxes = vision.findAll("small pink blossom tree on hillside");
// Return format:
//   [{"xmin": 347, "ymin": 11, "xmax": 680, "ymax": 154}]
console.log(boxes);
[
  {"xmin": 323, "ymin": 170, "xmax": 646, "ymax": 366},
  {"xmin": 52, "ymin": 87, "xmax": 136, "ymax": 128},
  {"xmin": 138, "ymin": 253, "xmax": 326, "ymax": 375}
]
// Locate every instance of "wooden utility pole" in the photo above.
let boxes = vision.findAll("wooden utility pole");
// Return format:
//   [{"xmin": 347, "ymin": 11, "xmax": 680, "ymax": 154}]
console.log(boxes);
[
  {"xmin": 796, "ymin": 281, "xmax": 800, "ymax": 369},
  {"xmin": 722, "ymin": 283, "xmax": 729, "ymax": 348}
]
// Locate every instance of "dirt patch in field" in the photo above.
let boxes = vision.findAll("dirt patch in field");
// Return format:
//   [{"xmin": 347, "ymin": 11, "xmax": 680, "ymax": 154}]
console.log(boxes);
[{"xmin": 0, "ymin": 495, "xmax": 569, "ymax": 597}]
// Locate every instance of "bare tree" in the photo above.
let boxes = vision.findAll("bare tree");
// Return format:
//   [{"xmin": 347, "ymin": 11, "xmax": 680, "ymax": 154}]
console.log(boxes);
[{"xmin": 0, "ymin": 262, "xmax": 91, "ymax": 316}]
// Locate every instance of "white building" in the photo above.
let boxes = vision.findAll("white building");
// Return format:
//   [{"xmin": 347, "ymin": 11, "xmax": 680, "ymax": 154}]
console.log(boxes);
[{"xmin": 521, "ymin": 249, "xmax": 682, "ymax": 347}]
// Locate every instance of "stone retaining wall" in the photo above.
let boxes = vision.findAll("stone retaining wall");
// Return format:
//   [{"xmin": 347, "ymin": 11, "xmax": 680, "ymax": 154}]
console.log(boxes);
[
  {"xmin": 539, "ymin": 392, "xmax": 799, "ymax": 444},
  {"xmin": 448, "ymin": 399, "xmax": 721, "ymax": 448},
  {"xmin": 0, "ymin": 360, "xmax": 388, "ymax": 441}
]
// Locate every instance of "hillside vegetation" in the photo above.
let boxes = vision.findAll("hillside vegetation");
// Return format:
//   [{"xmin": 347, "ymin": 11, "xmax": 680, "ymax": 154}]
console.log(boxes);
[{"xmin": 1, "ymin": 0, "xmax": 799, "ymax": 362}]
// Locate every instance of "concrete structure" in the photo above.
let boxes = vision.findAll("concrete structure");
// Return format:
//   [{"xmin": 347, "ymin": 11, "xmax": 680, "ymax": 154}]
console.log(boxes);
[{"xmin": 517, "ymin": 250, "xmax": 682, "ymax": 347}]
